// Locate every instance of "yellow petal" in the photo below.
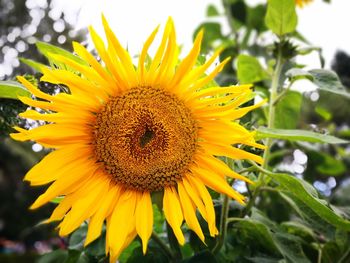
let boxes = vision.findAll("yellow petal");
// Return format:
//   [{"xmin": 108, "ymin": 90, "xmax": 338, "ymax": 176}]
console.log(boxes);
[
  {"xmin": 135, "ymin": 192, "xmax": 153, "ymax": 254},
  {"xmin": 196, "ymin": 154, "xmax": 253, "ymax": 184},
  {"xmin": 30, "ymin": 161, "xmax": 98, "ymax": 209},
  {"xmin": 138, "ymin": 25, "xmax": 160, "ymax": 84},
  {"xmin": 107, "ymin": 190, "xmax": 137, "ymax": 259},
  {"xmin": 171, "ymin": 30, "xmax": 203, "ymax": 88},
  {"xmin": 24, "ymin": 145, "xmax": 92, "ymax": 185},
  {"xmin": 59, "ymin": 176, "xmax": 110, "ymax": 236},
  {"xmin": 101, "ymin": 14, "xmax": 138, "ymax": 84},
  {"xmin": 85, "ymin": 185, "xmax": 120, "ymax": 246},
  {"xmin": 200, "ymin": 142, "xmax": 263, "ymax": 164},
  {"xmin": 192, "ymin": 166, "xmax": 245, "ymax": 204},
  {"xmin": 186, "ymin": 175, "xmax": 218, "ymax": 236},
  {"xmin": 163, "ymin": 187, "xmax": 185, "ymax": 245},
  {"xmin": 178, "ymin": 181, "xmax": 205, "ymax": 242},
  {"xmin": 182, "ymin": 176, "xmax": 207, "ymax": 222}
]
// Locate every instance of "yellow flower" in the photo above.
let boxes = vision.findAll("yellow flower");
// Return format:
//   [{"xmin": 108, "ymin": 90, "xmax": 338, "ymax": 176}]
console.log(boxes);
[
  {"xmin": 11, "ymin": 16, "xmax": 265, "ymax": 262},
  {"xmin": 295, "ymin": 0, "xmax": 313, "ymax": 8}
]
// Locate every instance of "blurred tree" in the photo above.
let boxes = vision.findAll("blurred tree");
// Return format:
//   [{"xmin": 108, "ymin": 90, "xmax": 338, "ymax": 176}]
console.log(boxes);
[{"xmin": 0, "ymin": 0, "xmax": 86, "ymax": 260}]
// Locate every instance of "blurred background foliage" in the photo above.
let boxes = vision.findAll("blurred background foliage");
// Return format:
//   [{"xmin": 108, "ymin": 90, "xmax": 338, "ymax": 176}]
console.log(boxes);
[{"xmin": 1, "ymin": 0, "xmax": 350, "ymax": 262}]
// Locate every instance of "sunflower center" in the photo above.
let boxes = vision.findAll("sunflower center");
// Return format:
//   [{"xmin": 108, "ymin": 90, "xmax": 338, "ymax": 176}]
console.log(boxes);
[{"xmin": 93, "ymin": 86, "xmax": 198, "ymax": 191}]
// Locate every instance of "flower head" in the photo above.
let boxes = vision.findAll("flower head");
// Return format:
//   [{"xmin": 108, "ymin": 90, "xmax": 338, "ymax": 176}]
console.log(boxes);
[{"xmin": 12, "ymin": 16, "xmax": 265, "ymax": 261}]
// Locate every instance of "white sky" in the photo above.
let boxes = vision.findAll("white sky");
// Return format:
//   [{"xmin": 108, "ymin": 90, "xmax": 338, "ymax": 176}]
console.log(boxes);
[{"xmin": 62, "ymin": 0, "xmax": 350, "ymax": 69}]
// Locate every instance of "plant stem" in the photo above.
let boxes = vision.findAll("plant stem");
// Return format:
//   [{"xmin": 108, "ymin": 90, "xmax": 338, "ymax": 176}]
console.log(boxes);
[
  {"xmin": 243, "ymin": 41, "xmax": 284, "ymax": 216},
  {"xmin": 262, "ymin": 43, "xmax": 284, "ymax": 171},
  {"xmin": 212, "ymin": 194, "xmax": 230, "ymax": 254},
  {"xmin": 151, "ymin": 231, "xmax": 175, "ymax": 261}
]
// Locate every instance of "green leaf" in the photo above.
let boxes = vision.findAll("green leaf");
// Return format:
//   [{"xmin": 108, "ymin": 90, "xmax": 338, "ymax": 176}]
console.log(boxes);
[
  {"xmin": 256, "ymin": 127, "xmax": 349, "ymax": 144},
  {"xmin": 68, "ymin": 224, "xmax": 87, "ymax": 250},
  {"xmin": 315, "ymin": 152, "xmax": 346, "ymax": 176},
  {"xmin": 119, "ymin": 241, "xmax": 140, "ymax": 263},
  {"xmin": 274, "ymin": 91, "xmax": 302, "ymax": 129},
  {"xmin": 272, "ymin": 173, "xmax": 350, "ymax": 231},
  {"xmin": 37, "ymin": 250, "xmax": 68, "ymax": 263},
  {"xmin": 247, "ymin": 4, "xmax": 267, "ymax": 32},
  {"xmin": 36, "ymin": 41, "xmax": 88, "ymax": 70},
  {"xmin": 206, "ymin": 4, "xmax": 219, "ymax": 17},
  {"xmin": 19, "ymin": 57, "xmax": 47, "ymax": 73},
  {"xmin": 315, "ymin": 106, "xmax": 332, "ymax": 121},
  {"xmin": 285, "ymin": 68, "xmax": 313, "ymax": 82},
  {"xmin": 239, "ymin": 209, "xmax": 311, "ymax": 263},
  {"xmin": 308, "ymin": 69, "xmax": 350, "ymax": 99},
  {"xmin": 236, "ymin": 54, "xmax": 268, "ymax": 84},
  {"xmin": 265, "ymin": 0, "xmax": 298, "ymax": 36},
  {"xmin": 51, "ymin": 196, "xmax": 64, "ymax": 204},
  {"xmin": 280, "ymin": 221, "xmax": 316, "ymax": 241},
  {"xmin": 0, "ymin": 80, "xmax": 31, "ymax": 100},
  {"xmin": 281, "ymin": 193, "xmax": 338, "ymax": 239}
]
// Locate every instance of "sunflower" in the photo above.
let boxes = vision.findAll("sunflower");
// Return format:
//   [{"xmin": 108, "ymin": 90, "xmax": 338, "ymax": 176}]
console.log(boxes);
[
  {"xmin": 295, "ymin": 0, "xmax": 313, "ymax": 7},
  {"xmin": 11, "ymin": 16, "xmax": 265, "ymax": 262}
]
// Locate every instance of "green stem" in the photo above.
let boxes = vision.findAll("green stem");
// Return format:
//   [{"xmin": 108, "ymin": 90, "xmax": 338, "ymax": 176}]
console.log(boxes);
[
  {"xmin": 317, "ymin": 244, "xmax": 323, "ymax": 263},
  {"xmin": 262, "ymin": 44, "xmax": 284, "ymax": 171},
  {"xmin": 151, "ymin": 231, "xmax": 175, "ymax": 261},
  {"xmin": 273, "ymin": 81, "xmax": 293, "ymax": 106},
  {"xmin": 212, "ymin": 194, "xmax": 230, "ymax": 254},
  {"xmin": 243, "ymin": 41, "xmax": 284, "ymax": 216}
]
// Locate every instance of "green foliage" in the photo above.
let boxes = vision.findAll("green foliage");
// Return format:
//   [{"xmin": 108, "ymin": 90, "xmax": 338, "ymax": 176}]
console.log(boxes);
[
  {"xmin": 0, "ymin": 80, "xmax": 30, "ymax": 99},
  {"xmin": 36, "ymin": 41, "xmax": 88, "ymax": 70},
  {"xmin": 287, "ymin": 68, "xmax": 350, "ymax": 98},
  {"xmin": 256, "ymin": 127, "xmax": 349, "ymax": 144},
  {"xmin": 274, "ymin": 91, "xmax": 302, "ymax": 129},
  {"xmin": 236, "ymin": 54, "xmax": 269, "ymax": 84},
  {"xmin": 265, "ymin": 0, "xmax": 298, "ymax": 36}
]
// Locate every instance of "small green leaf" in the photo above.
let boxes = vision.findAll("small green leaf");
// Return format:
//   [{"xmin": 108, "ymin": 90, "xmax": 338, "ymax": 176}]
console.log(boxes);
[
  {"xmin": 206, "ymin": 4, "xmax": 219, "ymax": 17},
  {"xmin": 256, "ymin": 127, "xmax": 349, "ymax": 144},
  {"xmin": 247, "ymin": 4, "xmax": 267, "ymax": 32},
  {"xmin": 285, "ymin": 68, "xmax": 313, "ymax": 82},
  {"xmin": 0, "ymin": 80, "xmax": 31, "ymax": 100},
  {"xmin": 36, "ymin": 41, "xmax": 88, "ymax": 70},
  {"xmin": 274, "ymin": 91, "xmax": 302, "ymax": 129},
  {"xmin": 265, "ymin": 0, "xmax": 298, "ymax": 36},
  {"xmin": 51, "ymin": 196, "xmax": 64, "ymax": 204},
  {"xmin": 19, "ymin": 57, "xmax": 47, "ymax": 73},
  {"xmin": 315, "ymin": 153, "xmax": 346, "ymax": 176},
  {"xmin": 308, "ymin": 69, "xmax": 350, "ymax": 99},
  {"xmin": 236, "ymin": 54, "xmax": 268, "ymax": 84},
  {"xmin": 272, "ymin": 173, "xmax": 350, "ymax": 231},
  {"xmin": 68, "ymin": 224, "xmax": 87, "ymax": 250},
  {"xmin": 315, "ymin": 106, "xmax": 332, "ymax": 121}
]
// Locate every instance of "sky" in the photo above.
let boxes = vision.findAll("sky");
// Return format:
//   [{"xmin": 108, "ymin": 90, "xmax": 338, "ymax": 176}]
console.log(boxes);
[
  {"xmin": 63, "ymin": 0, "xmax": 350, "ymax": 69},
  {"xmin": 1, "ymin": 0, "xmax": 349, "ymax": 79}
]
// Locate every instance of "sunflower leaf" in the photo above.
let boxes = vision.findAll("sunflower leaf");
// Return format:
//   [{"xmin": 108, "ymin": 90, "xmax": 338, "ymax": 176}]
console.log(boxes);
[
  {"xmin": 19, "ymin": 57, "xmax": 47, "ymax": 73},
  {"xmin": 271, "ymin": 173, "xmax": 350, "ymax": 231},
  {"xmin": 274, "ymin": 91, "xmax": 302, "ymax": 129},
  {"xmin": 265, "ymin": 0, "xmax": 298, "ymax": 36},
  {"xmin": 36, "ymin": 41, "xmax": 88, "ymax": 70},
  {"xmin": 0, "ymin": 80, "xmax": 31, "ymax": 100},
  {"xmin": 255, "ymin": 127, "xmax": 349, "ymax": 144},
  {"xmin": 308, "ymin": 69, "xmax": 350, "ymax": 99},
  {"xmin": 236, "ymin": 54, "xmax": 269, "ymax": 84}
]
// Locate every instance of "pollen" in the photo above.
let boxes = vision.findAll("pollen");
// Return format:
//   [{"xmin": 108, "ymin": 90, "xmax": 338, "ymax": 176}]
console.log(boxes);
[{"xmin": 93, "ymin": 86, "xmax": 198, "ymax": 191}]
